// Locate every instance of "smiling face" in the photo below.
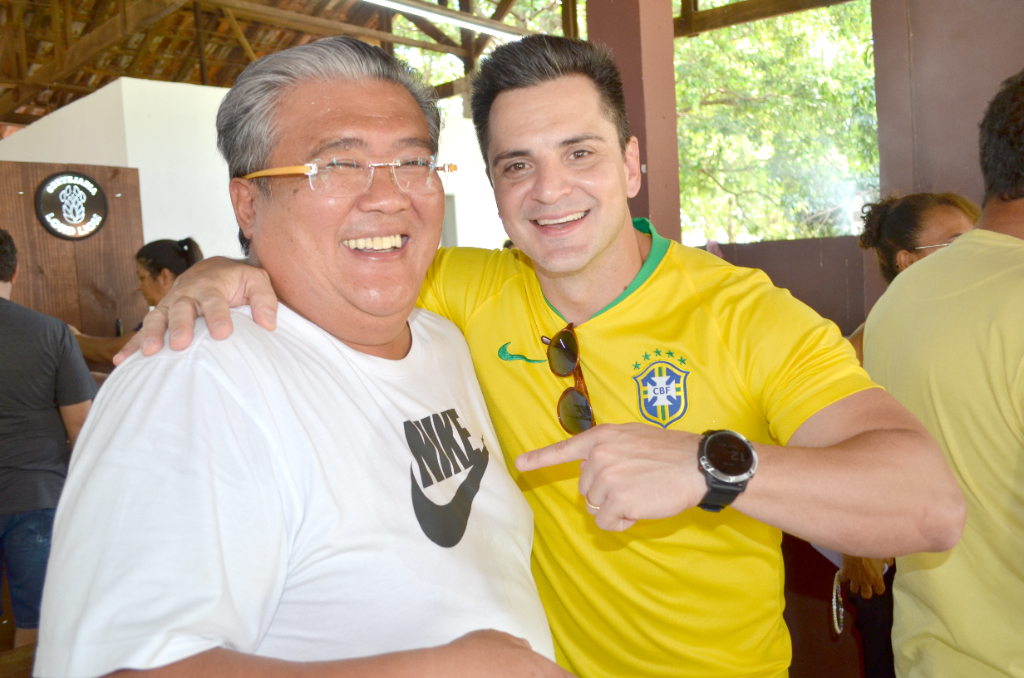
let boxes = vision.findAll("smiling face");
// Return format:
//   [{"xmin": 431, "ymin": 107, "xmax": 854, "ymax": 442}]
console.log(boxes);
[
  {"xmin": 232, "ymin": 78, "xmax": 445, "ymax": 353},
  {"xmin": 486, "ymin": 76, "xmax": 642, "ymax": 283},
  {"xmin": 135, "ymin": 262, "xmax": 173, "ymax": 307}
]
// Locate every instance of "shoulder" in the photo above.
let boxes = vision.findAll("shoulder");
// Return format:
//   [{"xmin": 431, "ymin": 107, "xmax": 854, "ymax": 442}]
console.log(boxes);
[
  {"xmin": 427, "ymin": 246, "xmax": 527, "ymax": 288},
  {"xmin": 0, "ymin": 299, "xmax": 69, "ymax": 336},
  {"xmin": 662, "ymin": 242, "xmax": 779, "ymax": 307}
]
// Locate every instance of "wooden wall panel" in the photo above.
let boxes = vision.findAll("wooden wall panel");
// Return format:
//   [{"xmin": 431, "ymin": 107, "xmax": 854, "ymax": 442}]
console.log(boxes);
[
  {"xmin": 70, "ymin": 167, "xmax": 148, "ymax": 337},
  {"xmin": 872, "ymin": 0, "xmax": 1024, "ymax": 205},
  {"xmin": 0, "ymin": 161, "xmax": 147, "ymax": 338},
  {"xmin": 718, "ymin": 235, "xmax": 867, "ymax": 336}
]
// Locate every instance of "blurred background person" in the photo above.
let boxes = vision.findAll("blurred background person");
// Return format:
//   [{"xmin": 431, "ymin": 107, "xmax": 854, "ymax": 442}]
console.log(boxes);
[
  {"xmin": 851, "ymin": 192, "xmax": 979, "ymax": 360},
  {"xmin": 827, "ymin": 192, "xmax": 978, "ymax": 678},
  {"xmin": 864, "ymin": 69, "xmax": 1024, "ymax": 678},
  {"xmin": 72, "ymin": 238, "xmax": 203, "ymax": 364},
  {"xmin": 0, "ymin": 228, "xmax": 96, "ymax": 648}
]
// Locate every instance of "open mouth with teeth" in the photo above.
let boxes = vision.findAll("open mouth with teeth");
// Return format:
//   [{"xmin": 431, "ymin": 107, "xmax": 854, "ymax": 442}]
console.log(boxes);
[
  {"xmin": 532, "ymin": 211, "xmax": 589, "ymax": 227},
  {"xmin": 343, "ymin": 235, "xmax": 406, "ymax": 252}
]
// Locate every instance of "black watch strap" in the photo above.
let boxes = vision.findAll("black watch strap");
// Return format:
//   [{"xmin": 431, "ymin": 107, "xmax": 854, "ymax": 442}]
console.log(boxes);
[{"xmin": 698, "ymin": 479, "xmax": 747, "ymax": 512}]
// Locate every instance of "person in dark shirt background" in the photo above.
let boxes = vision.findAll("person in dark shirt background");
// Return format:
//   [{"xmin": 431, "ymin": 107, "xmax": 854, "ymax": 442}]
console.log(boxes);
[{"xmin": 0, "ymin": 227, "xmax": 96, "ymax": 647}]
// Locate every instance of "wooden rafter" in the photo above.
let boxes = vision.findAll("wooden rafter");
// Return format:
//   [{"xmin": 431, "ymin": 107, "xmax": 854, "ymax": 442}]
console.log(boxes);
[
  {"xmin": 399, "ymin": 11, "xmax": 459, "ymax": 49},
  {"xmin": 0, "ymin": 0, "xmax": 188, "ymax": 120},
  {"xmin": 472, "ymin": 0, "xmax": 518, "ymax": 59},
  {"xmin": 221, "ymin": 7, "xmax": 256, "ymax": 61},
  {"xmin": 675, "ymin": 0, "xmax": 854, "ymax": 37},
  {"xmin": 202, "ymin": 0, "xmax": 470, "ymax": 56}
]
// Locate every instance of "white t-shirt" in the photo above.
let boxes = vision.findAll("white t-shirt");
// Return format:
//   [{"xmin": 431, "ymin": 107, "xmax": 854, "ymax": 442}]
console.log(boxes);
[{"xmin": 36, "ymin": 306, "xmax": 553, "ymax": 678}]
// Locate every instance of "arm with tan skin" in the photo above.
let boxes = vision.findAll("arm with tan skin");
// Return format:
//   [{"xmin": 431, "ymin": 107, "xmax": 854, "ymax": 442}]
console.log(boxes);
[
  {"xmin": 111, "ymin": 261, "xmax": 966, "ymax": 558},
  {"xmin": 70, "ymin": 326, "xmax": 135, "ymax": 364},
  {"xmin": 515, "ymin": 387, "xmax": 965, "ymax": 559},
  {"xmin": 59, "ymin": 399, "xmax": 91, "ymax": 447},
  {"xmin": 104, "ymin": 631, "xmax": 572, "ymax": 678}
]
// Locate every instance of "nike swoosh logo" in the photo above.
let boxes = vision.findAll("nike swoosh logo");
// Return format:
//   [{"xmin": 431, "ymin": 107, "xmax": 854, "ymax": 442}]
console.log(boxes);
[
  {"xmin": 410, "ymin": 444, "xmax": 489, "ymax": 548},
  {"xmin": 498, "ymin": 342, "xmax": 545, "ymax": 363}
]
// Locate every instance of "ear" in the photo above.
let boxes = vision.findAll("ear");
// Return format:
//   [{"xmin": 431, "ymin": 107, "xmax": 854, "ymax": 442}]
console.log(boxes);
[
  {"xmin": 9, "ymin": 263, "xmax": 18, "ymax": 285},
  {"xmin": 157, "ymin": 267, "xmax": 176, "ymax": 289},
  {"xmin": 623, "ymin": 136, "xmax": 642, "ymax": 199},
  {"xmin": 896, "ymin": 249, "xmax": 916, "ymax": 272},
  {"xmin": 230, "ymin": 177, "xmax": 261, "ymax": 242}
]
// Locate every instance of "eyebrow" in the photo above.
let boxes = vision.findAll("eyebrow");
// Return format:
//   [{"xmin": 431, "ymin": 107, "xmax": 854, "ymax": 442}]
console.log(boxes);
[
  {"xmin": 308, "ymin": 136, "xmax": 433, "ymax": 160},
  {"xmin": 490, "ymin": 133, "xmax": 608, "ymax": 165}
]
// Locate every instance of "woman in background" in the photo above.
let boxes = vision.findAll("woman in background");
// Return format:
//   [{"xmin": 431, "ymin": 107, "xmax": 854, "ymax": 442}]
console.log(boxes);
[
  {"xmin": 73, "ymin": 238, "xmax": 203, "ymax": 365},
  {"xmin": 842, "ymin": 192, "xmax": 978, "ymax": 678},
  {"xmin": 849, "ymin": 193, "xmax": 979, "ymax": 360}
]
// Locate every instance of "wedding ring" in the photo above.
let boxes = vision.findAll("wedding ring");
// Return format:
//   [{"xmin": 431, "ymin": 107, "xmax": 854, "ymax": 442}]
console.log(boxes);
[{"xmin": 585, "ymin": 498, "xmax": 600, "ymax": 511}]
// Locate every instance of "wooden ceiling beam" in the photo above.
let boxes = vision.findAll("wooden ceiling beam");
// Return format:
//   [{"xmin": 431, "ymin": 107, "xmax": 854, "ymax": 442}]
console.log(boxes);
[
  {"xmin": 433, "ymin": 76, "xmax": 465, "ymax": 99},
  {"xmin": 200, "ymin": 0, "xmax": 469, "ymax": 56},
  {"xmin": 0, "ymin": 0, "xmax": 188, "ymax": 119},
  {"xmin": 221, "ymin": 7, "xmax": 256, "ymax": 61},
  {"xmin": 674, "ymin": 0, "xmax": 853, "ymax": 37},
  {"xmin": 472, "ymin": 0, "xmax": 517, "ymax": 59},
  {"xmin": 398, "ymin": 11, "xmax": 459, "ymax": 48},
  {"xmin": 0, "ymin": 78, "xmax": 96, "ymax": 94}
]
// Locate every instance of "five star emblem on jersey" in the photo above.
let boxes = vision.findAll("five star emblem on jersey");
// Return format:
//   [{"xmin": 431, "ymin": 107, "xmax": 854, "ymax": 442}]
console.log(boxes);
[{"xmin": 634, "ymin": 360, "xmax": 689, "ymax": 428}]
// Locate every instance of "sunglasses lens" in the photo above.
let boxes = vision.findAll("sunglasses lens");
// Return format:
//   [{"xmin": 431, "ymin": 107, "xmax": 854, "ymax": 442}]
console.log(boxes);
[
  {"xmin": 558, "ymin": 388, "xmax": 594, "ymax": 435},
  {"xmin": 547, "ymin": 329, "xmax": 579, "ymax": 377}
]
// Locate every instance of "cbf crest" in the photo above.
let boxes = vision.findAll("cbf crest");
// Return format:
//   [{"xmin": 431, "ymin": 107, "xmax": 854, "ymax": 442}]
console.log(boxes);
[{"xmin": 634, "ymin": 360, "xmax": 689, "ymax": 428}]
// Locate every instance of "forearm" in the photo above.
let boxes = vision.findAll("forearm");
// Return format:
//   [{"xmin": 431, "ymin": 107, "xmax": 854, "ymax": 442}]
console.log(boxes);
[
  {"xmin": 733, "ymin": 427, "xmax": 965, "ymax": 558},
  {"xmin": 107, "ymin": 646, "xmax": 445, "ymax": 678},
  {"xmin": 76, "ymin": 332, "xmax": 133, "ymax": 364}
]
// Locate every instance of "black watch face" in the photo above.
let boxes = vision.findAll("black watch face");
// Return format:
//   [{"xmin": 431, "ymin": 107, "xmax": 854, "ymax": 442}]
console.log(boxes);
[{"xmin": 706, "ymin": 433, "xmax": 754, "ymax": 476}]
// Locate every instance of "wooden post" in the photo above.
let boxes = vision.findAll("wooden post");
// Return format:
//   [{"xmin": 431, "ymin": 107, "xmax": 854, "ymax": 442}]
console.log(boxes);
[
  {"xmin": 561, "ymin": 0, "xmax": 578, "ymax": 39},
  {"xmin": 587, "ymin": 0, "xmax": 681, "ymax": 241},
  {"xmin": 193, "ymin": 1, "xmax": 209, "ymax": 85}
]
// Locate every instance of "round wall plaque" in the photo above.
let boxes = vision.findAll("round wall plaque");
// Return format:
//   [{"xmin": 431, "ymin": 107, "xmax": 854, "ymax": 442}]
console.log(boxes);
[{"xmin": 35, "ymin": 172, "xmax": 108, "ymax": 241}]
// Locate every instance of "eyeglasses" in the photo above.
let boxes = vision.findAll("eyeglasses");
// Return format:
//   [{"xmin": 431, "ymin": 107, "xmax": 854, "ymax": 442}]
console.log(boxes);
[
  {"xmin": 541, "ymin": 323, "xmax": 595, "ymax": 435},
  {"xmin": 243, "ymin": 157, "xmax": 457, "ymax": 197},
  {"xmin": 912, "ymin": 243, "xmax": 952, "ymax": 251}
]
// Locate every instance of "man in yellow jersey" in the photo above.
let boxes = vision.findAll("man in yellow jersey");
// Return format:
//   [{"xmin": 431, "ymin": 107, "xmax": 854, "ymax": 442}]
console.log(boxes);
[
  {"xmin": 120, "ymin": 36, "xmax": 966, "ymax": 678},
  {"xmin": 864, "ymin": 70, "xmax": 1024, "ymax": 678}
]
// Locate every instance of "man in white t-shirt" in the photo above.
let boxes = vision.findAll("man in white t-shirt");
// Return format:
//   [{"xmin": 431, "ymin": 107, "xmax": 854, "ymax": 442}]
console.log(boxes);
[{"xmin": 34, "ymin": 37, "xmax": 567, "ymax": 678}]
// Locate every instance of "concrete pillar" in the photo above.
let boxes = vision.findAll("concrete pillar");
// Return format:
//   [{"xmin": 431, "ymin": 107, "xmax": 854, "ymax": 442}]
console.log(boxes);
[{"xmin": 587, "ymin": 0, "xmax": 681, "ymax": 241}]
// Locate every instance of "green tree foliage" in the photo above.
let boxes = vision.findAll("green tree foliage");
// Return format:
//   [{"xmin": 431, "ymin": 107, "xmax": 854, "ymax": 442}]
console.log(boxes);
[
  {"xmin": 390, "ymin": 1, "xmax": 584, "ymax": 120},
  {"xmin": 675, "ymin": 0, "xmax": 878, "ymax": 243}
]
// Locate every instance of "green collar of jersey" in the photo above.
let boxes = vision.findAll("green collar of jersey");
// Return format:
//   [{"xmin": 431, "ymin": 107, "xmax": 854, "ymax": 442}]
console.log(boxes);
[{"xmin": 544, "ymin": 217, "xmax": 669, "ymax": 321}]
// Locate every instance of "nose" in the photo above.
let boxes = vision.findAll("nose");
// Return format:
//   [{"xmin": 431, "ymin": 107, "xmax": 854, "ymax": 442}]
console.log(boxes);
[
  {"xmin": 528, "ymin": 160, "xmax": 573, "ymax": 204},
  {"xmin": 358, "ymin": 164, "xmax": 412, "ymax": 212}
]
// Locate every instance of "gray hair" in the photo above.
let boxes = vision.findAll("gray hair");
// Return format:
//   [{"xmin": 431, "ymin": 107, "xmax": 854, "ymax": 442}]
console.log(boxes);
[{"xmin": 216, "ymin": 36, "xmax": 441, "ymax": 255}]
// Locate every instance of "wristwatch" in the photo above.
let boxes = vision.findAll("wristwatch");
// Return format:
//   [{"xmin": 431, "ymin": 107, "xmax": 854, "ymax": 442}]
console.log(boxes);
[{"xmin": 697, "ymin": 429, "xmax": 758, "ymax": 512}]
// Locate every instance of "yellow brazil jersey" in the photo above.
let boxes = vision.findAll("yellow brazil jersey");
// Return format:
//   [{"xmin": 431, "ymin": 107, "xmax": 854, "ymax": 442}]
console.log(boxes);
[{"xmin": 418, "ymin": 219, "xmax": 876, "ymax": 678}]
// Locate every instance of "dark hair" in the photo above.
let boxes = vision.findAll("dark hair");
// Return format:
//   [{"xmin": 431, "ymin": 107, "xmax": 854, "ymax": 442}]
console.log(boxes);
[
  {"xmin": 470, "ymin": 35, "xmax": 630, "ymax": 165},
  {"xmin": 218, "ymin": 36, "xmax": 440, "ymax": 256},
  {"xmin": 859, "ymin": 193, "xmax": 980, "ymax": 283},
  {"xmin": 136, "ymin": 238, "xmax": 204, "ymax": 278},
  {"xmin": 0, "ymin": 228, "xmax": 16, "ymax": 282},
  {"xmin": 979, "ymin": 68, "xmax": 1024, "ymax": 204}
]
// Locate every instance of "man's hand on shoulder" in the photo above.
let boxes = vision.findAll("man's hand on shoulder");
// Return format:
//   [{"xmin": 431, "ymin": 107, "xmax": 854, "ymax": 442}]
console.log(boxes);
[
  {"xmin": 113, "ymin": 257, "xmax": 280, "ymax": 365},
  {"xmin": 515, "ymin": 424, "xmax": 706, "ymax": 531}
]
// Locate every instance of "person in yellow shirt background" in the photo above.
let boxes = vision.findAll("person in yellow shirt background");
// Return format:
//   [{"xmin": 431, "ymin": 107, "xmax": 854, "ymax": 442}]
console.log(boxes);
[{"xmin": 864, "ymin": 68, "xmax": 1024, "ymax": 678}]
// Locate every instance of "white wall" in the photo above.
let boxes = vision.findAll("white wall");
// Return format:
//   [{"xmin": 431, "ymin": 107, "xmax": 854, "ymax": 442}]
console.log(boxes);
[
  {"xmin": 119, "ymin": 79, "xmax": 238, "ymax": 258},
  {"xmin": 0, "ymin": 79, "xmax": 501, "ymax": 255},
  {"xmin": 0, "ymin": 80, "xmax": 129, "ymax": 167},
  {"xmin": 437, "ymin": 116, "xmax": 506, "ymax": 250}
]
